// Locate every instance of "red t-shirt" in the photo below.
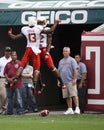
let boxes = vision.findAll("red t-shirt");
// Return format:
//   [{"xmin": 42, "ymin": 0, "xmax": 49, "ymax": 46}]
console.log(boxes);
[{"xmin": 4, "ymin": 60, "xmax": 22, "ymax": 89}]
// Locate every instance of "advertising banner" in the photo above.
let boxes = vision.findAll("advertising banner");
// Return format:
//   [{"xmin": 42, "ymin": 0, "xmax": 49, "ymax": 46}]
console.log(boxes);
[{"xmin": 0, "ymin": 0, "xmax": 104, "ymax": 25}]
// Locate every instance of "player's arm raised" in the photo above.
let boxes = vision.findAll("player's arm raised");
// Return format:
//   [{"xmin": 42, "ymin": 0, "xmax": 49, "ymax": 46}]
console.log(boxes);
[
  {"xmin": 8, "ymin": 28, "xmax": 24, "ymax": 40},
  {"xmin": 41, "ymin": 19, "xmax": 61, "ymax": 34},
  {"xmin": 46, "ymin": 33, "xmax": 52, "ymax": 53}
]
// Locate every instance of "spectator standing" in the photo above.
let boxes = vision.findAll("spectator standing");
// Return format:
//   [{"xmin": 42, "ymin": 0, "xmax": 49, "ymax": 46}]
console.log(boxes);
[
  {"xmin": 58, "ymin": 47, "xmax": 80, "ymax": 114},
  {"xmin": 75, "ymin": 54, "xmax": 87, "ymax": 113},
  {"xmin": 4, "ymin": 51, "xmax": 22, "ymax": 115},
  {"xmin": 0, "ymin": 46, "xmax": 12, "ymax": 114},
  {"xmin": 22, "ymin": 64, "xmax": 38, "ymax": 113}
]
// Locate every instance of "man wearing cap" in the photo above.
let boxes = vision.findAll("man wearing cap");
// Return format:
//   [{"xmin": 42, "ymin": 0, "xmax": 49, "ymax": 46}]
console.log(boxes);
[{"xmin": 0, "ymin": 46, "xmax": 12, "ymax": 114}]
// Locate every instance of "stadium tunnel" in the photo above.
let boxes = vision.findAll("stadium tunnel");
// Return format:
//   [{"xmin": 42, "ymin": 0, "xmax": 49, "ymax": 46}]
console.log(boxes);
[
  {"xmin": 0, "ymin": 0, "xmax": 103, "ymax": 110},
  {"xmin": 0, "ymin": 23, "xmax": 100, "ymax": 110}
]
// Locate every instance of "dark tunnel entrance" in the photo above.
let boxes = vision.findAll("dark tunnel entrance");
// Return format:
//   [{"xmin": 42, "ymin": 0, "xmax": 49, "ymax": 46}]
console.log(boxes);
[{"xmin": 0, "ymin": 23, "xmax": 101, "ymax": 110}]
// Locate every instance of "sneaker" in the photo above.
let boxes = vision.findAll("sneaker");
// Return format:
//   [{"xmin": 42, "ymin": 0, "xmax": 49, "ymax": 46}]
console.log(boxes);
[
  {"xmin": 64, "ymin": 108, "xmax": 74, "ymax": 115},
  {"xmin": 17, "ymin": 111, "xmax": 23, "ymax": 115},
  {"xmin": 6, "ymin": 112, "xmax": 13, "ymax": 115},
  {"xmin": 74, "ymin": 108, "xmax": 80, "ymax": 114},
  {"xmin": 0, "ymin": 109, "xmax": 3, "ymax": 114},
  {"xmin": 2, "ymin": 110, "xmax": 6, "ymax": 115},
  {"xmin": 33, "ymin": 108, "xmax": 38, "ymax": 113},
  {"xmin": 24, "ymin": 109, "xmax": 29, "ymax": 113}
]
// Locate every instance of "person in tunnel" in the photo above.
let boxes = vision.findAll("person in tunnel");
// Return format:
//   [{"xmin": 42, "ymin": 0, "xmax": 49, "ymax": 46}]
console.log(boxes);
[{"xmin": 75, "ymin": 54, "xmax": 87, "ymax": 113}]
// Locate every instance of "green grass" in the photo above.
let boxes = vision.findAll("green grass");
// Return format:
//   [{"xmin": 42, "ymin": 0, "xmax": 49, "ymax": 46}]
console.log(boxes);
[{"xmin": 0, "ymin": 113, "xmax": 104, "ymax": 130}]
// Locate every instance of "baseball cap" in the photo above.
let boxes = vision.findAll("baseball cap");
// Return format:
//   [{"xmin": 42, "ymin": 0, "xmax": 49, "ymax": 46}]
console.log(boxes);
[{"xmin": 5, "ymin": 46, "xmax": 11, "ymax": 51}]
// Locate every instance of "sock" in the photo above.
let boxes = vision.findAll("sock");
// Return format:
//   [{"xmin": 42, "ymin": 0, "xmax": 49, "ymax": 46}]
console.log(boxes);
[
  {"xmin": 76, "ymin": 107, "xmax": 80, "ymax": 110},
  {"xmin": 68, "ymin": 108, "xmax": 73, "ymax": 111}
]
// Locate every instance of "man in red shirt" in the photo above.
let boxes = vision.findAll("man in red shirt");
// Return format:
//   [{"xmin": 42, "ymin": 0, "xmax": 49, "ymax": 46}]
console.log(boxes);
[{"xmin": 4, "ymin": 51, "xmax": 22, "ymax": 115}]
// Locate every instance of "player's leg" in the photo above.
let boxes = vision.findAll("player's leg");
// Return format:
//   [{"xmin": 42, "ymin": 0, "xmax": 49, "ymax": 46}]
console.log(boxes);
[
  {"xmin": 37, "ymin": 73, "xmax": 46, "ymax": 95},
  {"xmin": 37, "ymin": 49, "xmax": 46, "ymax": 94},
  {"xmin": 31, "ymin": 50, "xmax": 41, "ymax": 95},
  {"xmin": 14, "ymin": 48, "xmax": 30, "ymax": 80},
  {"xmin": 44, "ymin": 53, "xmax": 66, "ymax": 89}
]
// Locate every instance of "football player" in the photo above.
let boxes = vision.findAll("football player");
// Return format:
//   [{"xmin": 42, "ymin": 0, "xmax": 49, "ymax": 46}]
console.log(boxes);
[
  {"xmin": 8, "ymin": 16, "xmax": 60, "ymax": 92},
  {"xmin": 37, "ymin": 17, "xmax": 66, "ymax": 94}
]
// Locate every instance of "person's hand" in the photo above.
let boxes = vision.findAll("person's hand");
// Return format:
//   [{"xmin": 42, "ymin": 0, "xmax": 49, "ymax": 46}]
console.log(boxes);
[
  {"xmin": 78, "ymin": 82, "xmax": 83, "ymax": 89},
  {"xmin": 7, "ymin": 78, "xmax": 13, "ymax": 83},
  {"xmin": 8, "ymin": 28, "xmax": 12, "ymax": 35},
  {"xmin": 57, "ymin": 80, "xmax": 61, "ymax": 87},
  {"xmin": 32, "ymin": 87, "xmax": 37, "ymax": 96},
  {"xmin": 55, "ymin": 19, "xmax": 61, "ymax": 24},
  {"xmin": 72, "ymin": 79, "xmax": 76, "ymax": 86},
  {"xmin": 7, "ymin": 78, "xmax": 15, "ymax": 89},
  {"xmin": 44, "ymin": 52, "xmax": 49, "ymax": 60},
  {"xmin": 44, "ymin": 55, "xmax": 49, "ymax": 60}
]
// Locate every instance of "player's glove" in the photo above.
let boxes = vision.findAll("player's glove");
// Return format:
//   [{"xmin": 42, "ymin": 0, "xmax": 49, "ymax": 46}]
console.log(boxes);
[
  {"xmin": 44, "ymin": 52, "xmax": 49, "ymax": 60},
  {"xmin": 55, "ymin": 19, "xmax": 61, "ymax": 24},
  {"xmin": 32, "ymin": 86, "xmax": 37, "ymax": 96},
  {"xmin": 45, "ymin": 52, "xmax": 49, "ymax": 56},
  {"xmin": 8, "ymin": 28, "xmax": 12, "ymax": 35}
]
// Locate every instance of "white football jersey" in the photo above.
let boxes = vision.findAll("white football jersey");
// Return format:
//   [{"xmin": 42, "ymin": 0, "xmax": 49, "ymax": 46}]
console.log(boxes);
[
  {"xmin": 21, "ymin": 25, "xmax": 43, "ymax": 54},
  {"xmin": 40, "ymin": 27, "xmax": 50, "ymax": 48}
]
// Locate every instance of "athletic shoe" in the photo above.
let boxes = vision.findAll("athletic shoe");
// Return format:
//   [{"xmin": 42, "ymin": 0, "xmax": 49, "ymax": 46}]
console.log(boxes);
[
  {"xmin": 24, "ymin": 109, "xmax": 29, "ymax": 113},
  {"xmin": 0, "ymin": 109, "xmax": 7, "ymax": 115},
  {"xmin": 6, "ymin": 112, "xmax": 13, "ymax": 115},
  {"xmin": 33, "ymin": 108, "xmax": 38, "ymax": 113},
  {"xmin": 64, "ymin": 108, "xmax": 74, "ymax": 115},
  {"xmin": 17, "ymin": 111, "xmax": 23, "ymax": 115},
  {"xmin": 74, "ymin": 108, "xmax": 80, "ymax": 114},
  {"xmin": 1, "ymin": 110, "xmax": 6, "ymax": 115},
  {"xmin": 0, "ymin": 109, "xmax": 3, "ymax": 114}
]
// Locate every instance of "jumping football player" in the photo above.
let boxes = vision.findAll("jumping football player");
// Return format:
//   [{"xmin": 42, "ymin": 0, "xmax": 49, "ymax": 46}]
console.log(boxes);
[
  {"xmin": 37, "ymin": 17, "xmax": 66, "ymax": 94},
  {"xmin": 8, "ymin": 16, "xmax": 61, "ymax": 93}
]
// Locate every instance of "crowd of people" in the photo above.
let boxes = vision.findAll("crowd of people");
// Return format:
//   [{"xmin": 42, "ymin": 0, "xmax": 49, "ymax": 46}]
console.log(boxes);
[{"xmin": 0, "ymin": 16, "xmax": 87, "ymax": 115}]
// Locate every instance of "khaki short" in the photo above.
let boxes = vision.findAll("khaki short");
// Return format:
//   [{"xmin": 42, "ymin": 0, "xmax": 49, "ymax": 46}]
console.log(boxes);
[
  {"xmin": 62, "ymin": 82, "xmax": 78, "ymax": 99},
  {"xmin": 0, "ymin": 78, "xmax": 6, "ymax": 87}
]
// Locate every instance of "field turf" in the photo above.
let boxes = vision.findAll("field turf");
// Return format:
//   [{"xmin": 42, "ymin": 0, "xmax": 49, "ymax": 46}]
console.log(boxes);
[{"xmin": 0, "ymin": 113, "xmax": 104, "ymax": 130}]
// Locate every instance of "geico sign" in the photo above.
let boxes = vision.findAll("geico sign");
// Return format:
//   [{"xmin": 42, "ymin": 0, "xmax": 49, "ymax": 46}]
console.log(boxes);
[
  {"xmin": 8, "ymin": 0, "xmax": 104, "ymax": 8},
  {"xmin": 21, "ymin": 10, "xmax": 88, "ymax": 24}
]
